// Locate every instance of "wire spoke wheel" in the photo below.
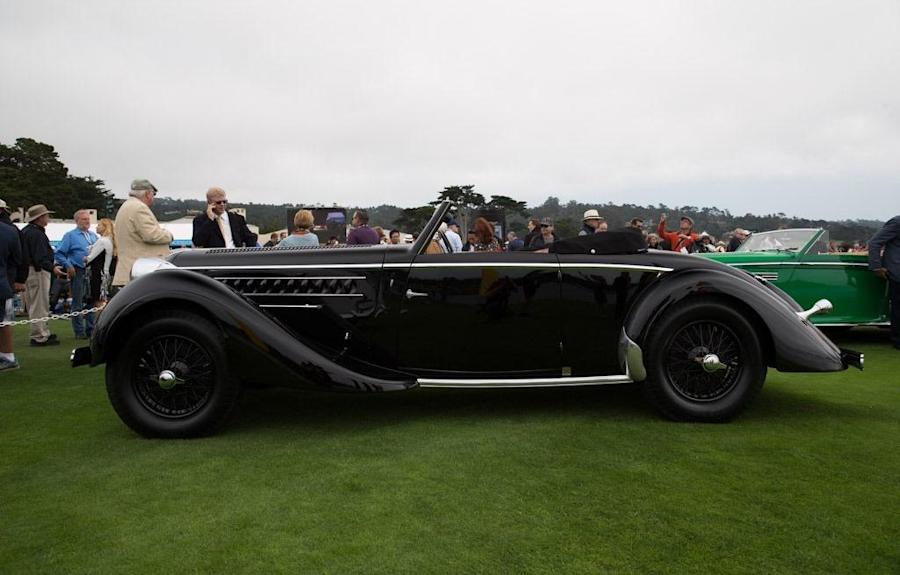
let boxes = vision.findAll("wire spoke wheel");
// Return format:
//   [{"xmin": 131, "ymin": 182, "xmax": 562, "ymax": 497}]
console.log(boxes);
[
  {"xmin": 642, "ymin": 300, "xmax": 765, "ymax": 422},
  {"xmin": 664, "ymin": 320, "xmax": 742, "ymax": 402},
  {"xmin": 132, "ymin": 334, "xmax": 215, "ymax": 418},
  {"xmin": 107, "ymin": 311, "xmax": 240, "ymax": 438}
]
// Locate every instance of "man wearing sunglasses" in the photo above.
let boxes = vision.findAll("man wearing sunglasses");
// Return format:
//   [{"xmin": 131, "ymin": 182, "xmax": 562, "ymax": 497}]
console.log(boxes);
[{"xmin": 192, "ymin": 186, "xmax": 258, "ymax": 248}]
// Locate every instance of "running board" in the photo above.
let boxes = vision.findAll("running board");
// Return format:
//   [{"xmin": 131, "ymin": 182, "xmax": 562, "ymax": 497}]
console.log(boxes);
[{"xmin": 417, "ymin": 375, "xmax": 633, "ymax": 389}]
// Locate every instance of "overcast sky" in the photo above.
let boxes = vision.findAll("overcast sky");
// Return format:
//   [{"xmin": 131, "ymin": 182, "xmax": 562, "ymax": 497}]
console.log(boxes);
[{"xmin": 2, "ymin": 0, "xmax": 898, "ymax": 220}]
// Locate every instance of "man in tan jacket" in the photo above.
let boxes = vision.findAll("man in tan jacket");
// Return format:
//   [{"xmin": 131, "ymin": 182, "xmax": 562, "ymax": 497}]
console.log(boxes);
[{"xmin": 112, "ymin": 179, "xmax": 174, "ymax": 287}]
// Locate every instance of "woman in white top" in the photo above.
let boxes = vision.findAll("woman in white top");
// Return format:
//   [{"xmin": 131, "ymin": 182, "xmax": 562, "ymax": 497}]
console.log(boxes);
[
  {"xmin": 278, "ymin": 209, "xmax": 320, "ymax": 248},
  {"xmin": 85, "ymin": 218, "xmax": 117, "ymax": 304}
]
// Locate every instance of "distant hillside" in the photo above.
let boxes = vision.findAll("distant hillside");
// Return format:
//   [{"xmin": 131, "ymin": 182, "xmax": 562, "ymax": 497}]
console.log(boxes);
[{"xmin": 151, "ymin": 196, "xmax": 883, "ymax": 243}]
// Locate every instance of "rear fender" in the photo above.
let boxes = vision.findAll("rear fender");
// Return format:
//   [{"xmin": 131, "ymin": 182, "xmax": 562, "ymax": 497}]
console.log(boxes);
[{"xmin": 624, "ymin": 269, "xmax": 845, "ymax": 372}]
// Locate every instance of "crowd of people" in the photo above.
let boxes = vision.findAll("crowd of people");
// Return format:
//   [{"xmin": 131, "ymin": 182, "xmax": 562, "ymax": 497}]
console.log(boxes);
[
  {"xmin": 0, "ymin": 179, "xmax": 169, "ymax": 372},
  {"xmin": 1, "ymin": 185, "xmax": 898, "ymax": 373}
]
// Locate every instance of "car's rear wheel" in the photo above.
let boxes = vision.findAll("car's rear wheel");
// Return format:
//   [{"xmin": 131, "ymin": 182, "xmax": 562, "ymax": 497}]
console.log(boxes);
[
  {"xmin": 106, "ymin": 311, "xmax": 240, "ymax": 438},
  {"xmin": 642, "ymin": 300, "xmax": 766, "ymax": 422}
]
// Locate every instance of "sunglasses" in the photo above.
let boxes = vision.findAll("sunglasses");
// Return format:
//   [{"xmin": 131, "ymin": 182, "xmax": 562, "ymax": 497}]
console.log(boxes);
[
  {"xmin": 540, "ymin": 224, "xmax": 552, "ymax": 228},
  {"xmin": 212, "ymin": 200, "xmax": 228, "ymax": 205}
]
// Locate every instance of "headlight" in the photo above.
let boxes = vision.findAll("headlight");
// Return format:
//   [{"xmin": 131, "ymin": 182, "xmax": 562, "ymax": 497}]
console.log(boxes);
[{"xmin": 131, "ymin": 258, "xmax": 176, "ymax": 280}]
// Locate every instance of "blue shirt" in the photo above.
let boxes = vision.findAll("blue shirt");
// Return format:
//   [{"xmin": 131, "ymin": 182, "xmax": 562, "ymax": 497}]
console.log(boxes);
[
  {"xmin": 278, "ymin": 232, "xmax": 320, "ymax": 248},
  {"xmin": 55, "ymin": 227, "xmax": 97, "ymax": 270}
]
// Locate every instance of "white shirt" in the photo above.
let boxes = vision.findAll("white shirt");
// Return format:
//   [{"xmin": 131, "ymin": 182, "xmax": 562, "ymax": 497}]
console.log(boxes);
[
  {"xmin": 86, "ymin": 236, "xmax": 114, "ymax": 275},
  {"xmin": 218, "ymin": 211, "xmax": 235, "ymax": 248},
  {"xmin": 445, "ymin": 228, "xmax": 463, "ymax": 253}
]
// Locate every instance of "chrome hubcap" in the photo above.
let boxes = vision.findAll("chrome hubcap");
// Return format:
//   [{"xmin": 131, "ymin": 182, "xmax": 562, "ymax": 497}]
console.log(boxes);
[
  {"xmin": 699, "ymin": 353, "xmax": 727, "ymax": 373},
  {"xmin": 157, "ymin": 369, "xmax": 184, "ymax": 390}
]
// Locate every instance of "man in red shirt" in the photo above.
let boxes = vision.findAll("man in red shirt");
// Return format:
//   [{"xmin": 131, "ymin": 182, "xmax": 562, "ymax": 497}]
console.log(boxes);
[{"xmin": 657, "ymin": 214, "xmax": 699, "ymax": 253}]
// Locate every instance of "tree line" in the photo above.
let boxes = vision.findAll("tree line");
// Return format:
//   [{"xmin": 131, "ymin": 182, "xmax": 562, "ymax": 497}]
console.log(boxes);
[
  {"xmin": 0, "ymin": 138, "xmax": 118, "ymax": 219},
  {"xmin": 0, "ymin": 138, "xmax": 884, "ymax": 242}
]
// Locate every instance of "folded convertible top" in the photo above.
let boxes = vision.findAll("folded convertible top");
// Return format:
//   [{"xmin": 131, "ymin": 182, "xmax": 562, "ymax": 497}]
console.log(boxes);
[{"xmin": 549, "ymin": 230, "xmax": 647, "ymax": 255}]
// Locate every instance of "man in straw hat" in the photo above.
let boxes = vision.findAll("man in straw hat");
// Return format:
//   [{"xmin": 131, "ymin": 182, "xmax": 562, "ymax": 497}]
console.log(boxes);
[
  {"xmin": 579, "ymin": 209, "xmax": 604, "ymax": 236},
  {"xmin": 113, "ymin": 179, "xmax": 173, "ymax": 287},
  {"xmin": 21, "ymin": 204, "xmax": 62, "ymax": 346}
]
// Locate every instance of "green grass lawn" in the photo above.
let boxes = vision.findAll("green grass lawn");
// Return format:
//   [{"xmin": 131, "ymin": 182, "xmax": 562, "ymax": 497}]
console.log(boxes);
[{"xmin": 1, "ymin": 325, "xmax": 898, "ymax": 574}]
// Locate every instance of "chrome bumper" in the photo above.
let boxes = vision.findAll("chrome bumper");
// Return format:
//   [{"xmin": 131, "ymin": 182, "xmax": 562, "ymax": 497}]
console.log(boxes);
[
  {"xmin": 71, "ymin": 346, "xmax": 92, "ymax": 368},
  {"xmin": 840, "ymin": 348, "xmax": 864, "ymax": 371}
]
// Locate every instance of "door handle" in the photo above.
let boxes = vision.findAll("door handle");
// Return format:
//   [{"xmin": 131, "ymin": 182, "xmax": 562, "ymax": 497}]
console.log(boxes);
[{"xmin": 406, "ymin": 289, "xmax": 429, "ymax": 299}]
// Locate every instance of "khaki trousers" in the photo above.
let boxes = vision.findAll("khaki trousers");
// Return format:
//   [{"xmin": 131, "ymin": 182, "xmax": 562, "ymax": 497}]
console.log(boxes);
[{"xmin": 25, "ymin": 269, "xmax": 51, "ymax": 342}]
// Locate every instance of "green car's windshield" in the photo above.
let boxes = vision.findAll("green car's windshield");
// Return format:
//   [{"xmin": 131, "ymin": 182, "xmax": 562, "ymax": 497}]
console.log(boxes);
[{"xmin": 737, "ymin": 229, "xmax": 821, "ymax": 253}]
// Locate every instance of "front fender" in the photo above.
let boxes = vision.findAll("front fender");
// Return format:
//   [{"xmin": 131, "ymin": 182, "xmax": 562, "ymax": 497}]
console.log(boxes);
[
  {"xmin": 93, "ymin": 269, "xmax": 416, "ymax": 392},
  {"xmin": 624, "ymin": 269, "xmax": 845, "ymax": 372}
]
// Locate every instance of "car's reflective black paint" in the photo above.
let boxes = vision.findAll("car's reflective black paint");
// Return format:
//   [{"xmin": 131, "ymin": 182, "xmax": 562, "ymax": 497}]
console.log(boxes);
[{"xmin": 83, "ymin": 202, "xmax": 860, "ymax": 434}]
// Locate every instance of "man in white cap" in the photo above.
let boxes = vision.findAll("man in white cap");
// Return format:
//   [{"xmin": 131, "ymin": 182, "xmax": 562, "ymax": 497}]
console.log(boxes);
[
  {"xmin": 21, "ymin": 204, "xmax": 62, "ymax": 346},
  {"xmin": 112, "ymin": 179, "xmax": 174, "ymax": 287},
  {"xmin": 579, "ymin": 209, "xmax": 604, "ymax": 236}
]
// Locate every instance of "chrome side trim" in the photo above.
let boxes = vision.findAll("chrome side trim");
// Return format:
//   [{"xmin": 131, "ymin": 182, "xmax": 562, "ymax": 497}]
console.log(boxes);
[
  {"xmin": 244, "ymin": 293, "xmax": 363, "ymax": 297},
  {"xmin": 213, "ymin": 276, "xmax": 366, "ymax": 280},
  {"xmin": 386, "ymin": 262, "xmax": 672, "ymax": 273},
  {"xmin": 733, "ymin": 262, "xmax": 869, "ymax": 268},
  {"xmin": 619, "ymin": 329, "xmax": 647, "ymax": 382},
  {"xmin": 182, "ymin": 264, "xmax": 383, "ymax": 270},
  {"xmin": 815, "ymin": 322, "xmax": 889, "ymax": 327},
  {"xmin": 752, "ymin": 272, "xmax": 779, "ymax": 281},
  {"xmin": 188, "ymin": 262, "xmax": 672, "ymax": 272},
  {"xmin": 417, "ymin": 375, "xmax": 632, "ymax": 388},
  {"xmin": 385, "ymin": 262, "xmax": 557, "ymax": 269},
  {"xmin": 259, "ymin": 304, "xmax": 323, "ymax": 309},
  {"xmin": 559, "ymin": 263, "xmax": 673, "ymax": 273}
]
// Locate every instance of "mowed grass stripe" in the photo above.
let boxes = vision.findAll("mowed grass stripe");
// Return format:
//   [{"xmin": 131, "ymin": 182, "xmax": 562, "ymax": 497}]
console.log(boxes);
[{"xmin": 1, "ymin": 326, "xmax": 897, "ymax": 573}]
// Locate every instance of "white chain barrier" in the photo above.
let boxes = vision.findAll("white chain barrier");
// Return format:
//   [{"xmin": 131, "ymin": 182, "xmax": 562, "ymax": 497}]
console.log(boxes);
[{"xmin": 0, "ymin": 304, "xmax": 106, "ymax": 328}]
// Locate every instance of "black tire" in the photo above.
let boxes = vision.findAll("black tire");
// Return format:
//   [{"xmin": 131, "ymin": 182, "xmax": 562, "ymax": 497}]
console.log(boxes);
[
  {"xmin": 641, "ymin": 300, "xmax": 766, "ymax": 422},
  {"xmin": 105, "ymin": 311, "xmax": 240, "ymax": 438}
]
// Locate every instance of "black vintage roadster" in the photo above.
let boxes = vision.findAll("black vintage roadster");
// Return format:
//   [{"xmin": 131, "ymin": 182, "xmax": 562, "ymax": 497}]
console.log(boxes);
[{"xmin": 74, "ymin": 202, "xmax": 863, "ymax": 437}]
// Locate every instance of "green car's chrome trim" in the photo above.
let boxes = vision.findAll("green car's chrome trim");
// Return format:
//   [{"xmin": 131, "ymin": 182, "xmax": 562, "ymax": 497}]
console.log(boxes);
[{"xmin": 732, "ymin": 262, "xmax": 869, "ymax": 267}]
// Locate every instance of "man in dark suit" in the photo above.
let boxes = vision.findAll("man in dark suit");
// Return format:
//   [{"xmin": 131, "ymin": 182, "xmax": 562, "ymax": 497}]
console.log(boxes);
[
  {"xmin": 0, "ymin": 199, "xmax": 24, "ymax": 371},
  {"xmin": 192, "ymin": 186, "xmax": 257, "ymax": 248},
  {"xmin": 868, "ymin": 215, "xmax": 900, "ymax": 350}
]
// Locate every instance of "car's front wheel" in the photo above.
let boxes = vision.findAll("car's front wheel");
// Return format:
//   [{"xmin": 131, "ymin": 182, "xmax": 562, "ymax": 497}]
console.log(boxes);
[
  {"xmin": 641, "ymin": 300, "xmax": 766, "ymax": 422},
  {"xmin": 106, "ymin": 311, "xmax": 240, "ymax": 438}
]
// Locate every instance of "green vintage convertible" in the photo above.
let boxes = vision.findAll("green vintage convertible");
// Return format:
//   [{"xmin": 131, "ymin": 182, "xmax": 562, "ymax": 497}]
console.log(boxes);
[{"xmin": 702, "ymin": 228, "xmax": 889, "ymax": 327}]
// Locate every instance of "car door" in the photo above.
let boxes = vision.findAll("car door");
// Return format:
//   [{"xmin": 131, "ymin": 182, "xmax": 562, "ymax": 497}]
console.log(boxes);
[
  {"xmin": 794, "ymin": 232, "xmax": 889, "ymax": 325},
  {"xmin": 199, "ymin": 247, "xmax": 393, "ymax": 368},
  {"xmin": 556, "ymin": 254, "xmax": 662, "ymax": 375},
  {"xmin": 392, "ymin": 251, "xmax": 562, "ymax": 377}
]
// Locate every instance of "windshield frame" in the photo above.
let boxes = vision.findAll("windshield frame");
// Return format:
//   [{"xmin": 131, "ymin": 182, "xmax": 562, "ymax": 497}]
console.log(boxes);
[{"xmin": 736, "ymin": 228, "xmax": 824, "ymax": 254}]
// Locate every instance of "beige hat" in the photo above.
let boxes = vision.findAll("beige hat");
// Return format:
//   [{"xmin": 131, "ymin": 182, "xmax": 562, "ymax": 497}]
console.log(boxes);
[
  {"xmin": 26, "ymin": 204, "xmax": 55, "ymax": 222},
  {"xmin": 0, "ymin": 199, "xmax": 8, "ymax": 212},
  {"xmin": 583, "ymin": 209, "xmax": 602, "ymax": 221},
  {"xmin": 131, "ymin": 179, "xmax": 158, "ymax": 192}
]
